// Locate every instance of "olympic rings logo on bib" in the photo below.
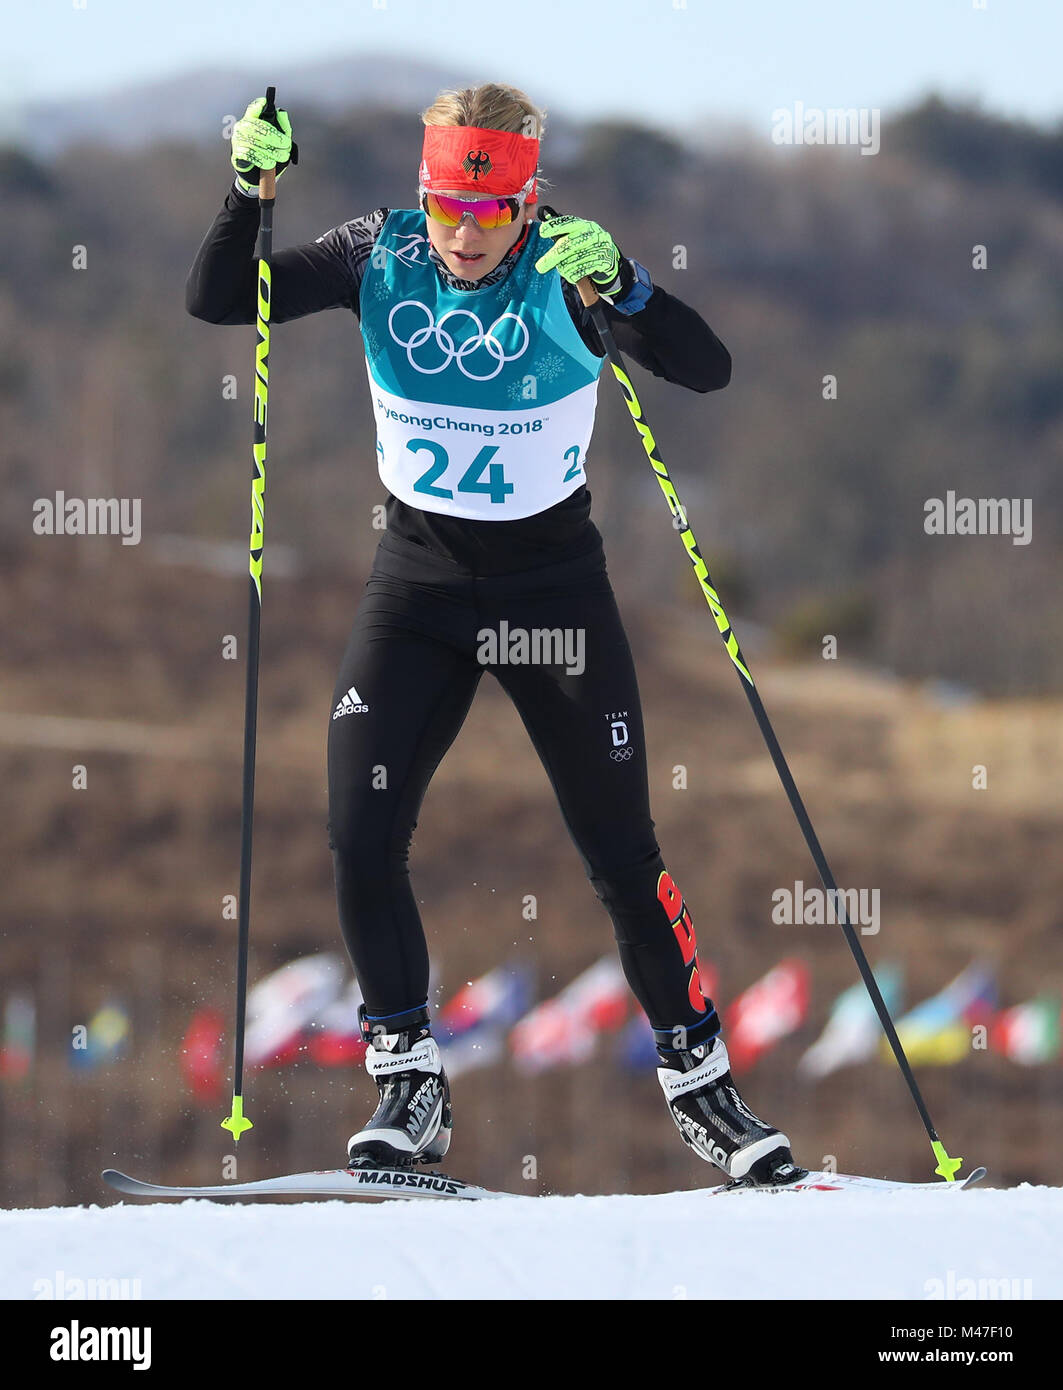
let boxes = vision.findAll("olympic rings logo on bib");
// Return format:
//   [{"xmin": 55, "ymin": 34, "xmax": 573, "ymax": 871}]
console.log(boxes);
[{"xmin": 387, "ymin": 300, "xmax": 530, "ymax": 380}]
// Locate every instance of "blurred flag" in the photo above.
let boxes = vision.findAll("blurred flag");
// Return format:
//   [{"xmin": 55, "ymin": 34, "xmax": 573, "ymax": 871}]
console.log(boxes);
[
  {"xmin": 180, "ymin": 1006, "xmax": 226, "ymax": 1101},
  {"xmin": 883, "ymin": 962, "xmax": 997, "ymax": 1066},
  {"xmin": 437, "ymin": 964, "xmax": 533, "ymax": 1078},
  {"xmin": 71, "ymin": 1002, "xmax": 130, "ymax": 1069},
  {"xmin": 616, "ymin": 963, "xmax": 719, "ymax": 1071},
  {"xmin": 797, "ymin": 964, "xmax": 903, "ymax": 1081},
  {"xmin": 308, "ymin": 978, "xmax": 366, "ymax": 1068},
  {"xmin": 0, "ymin": 993, "xmax": 36, "ymax": 1083},
  {"xmin": 510, "ymin": 957, "xmax": 629, "ymax": 1073},
  {"xmin": 991, "ymin": 994, "xmax": 1061, "ymax": 1065},
  {"xmin": 245, "ymin": 953, "xmax": 345, "ymax": 1068},
  {"xmin": 956, "ymin": 962, "xmax": 998, "ymax": 1027},
  {"xmin": 438, "ymin": 965, "xmax": 532, "ymax": 1039},
  {"xmin": 723, "ymin": 959, "xmax": 811, "ymax": 1073}
]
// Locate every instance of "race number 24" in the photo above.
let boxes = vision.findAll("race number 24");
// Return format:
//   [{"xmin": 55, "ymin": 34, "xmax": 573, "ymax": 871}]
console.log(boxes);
[{"xmin": 408, "ymin": 438, "xmax": 583, "ymax": 503}]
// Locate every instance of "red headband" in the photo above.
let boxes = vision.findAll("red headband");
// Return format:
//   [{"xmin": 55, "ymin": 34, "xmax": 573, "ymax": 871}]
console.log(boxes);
[{"xmin": 420, "ymin": 124, "xmax": 540, "ymax": 204}]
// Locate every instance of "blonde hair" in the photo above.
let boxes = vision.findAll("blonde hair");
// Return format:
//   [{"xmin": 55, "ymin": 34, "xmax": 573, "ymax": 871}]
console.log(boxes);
[{"xmin": 421, "ymin": 83, "xmax": 546, "ymax": 140}]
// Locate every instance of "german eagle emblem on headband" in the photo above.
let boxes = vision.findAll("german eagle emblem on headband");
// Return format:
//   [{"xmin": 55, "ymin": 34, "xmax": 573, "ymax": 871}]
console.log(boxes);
[{"xmin": 462, "ymin": 150, "xmax": 493, "ymax": 180}]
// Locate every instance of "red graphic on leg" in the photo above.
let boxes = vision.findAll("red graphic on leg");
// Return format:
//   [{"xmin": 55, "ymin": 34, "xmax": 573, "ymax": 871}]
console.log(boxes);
[{"xmin": 657, "ymin": 870, "xmax": 707, "ymax": 1014}]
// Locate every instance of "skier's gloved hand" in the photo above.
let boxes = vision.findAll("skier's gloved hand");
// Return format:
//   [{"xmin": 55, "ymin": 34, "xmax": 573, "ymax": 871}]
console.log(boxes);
[
  {"xmin": 534, "ymin": 209, "xmax": 635, "ymax": 302},
  {"xmin": 230, "ymin": 96, "xmax": 298, "ymax": 197}
]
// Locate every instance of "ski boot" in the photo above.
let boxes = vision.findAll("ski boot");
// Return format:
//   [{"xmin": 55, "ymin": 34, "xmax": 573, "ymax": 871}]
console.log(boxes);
[
  {"xmin": 657, "ymin": 1032, "xmax": 807, "ymax": 1188},
  {"xmin": 346, "ymin": 1004, "xmax": 452, "ymax": 1171}
]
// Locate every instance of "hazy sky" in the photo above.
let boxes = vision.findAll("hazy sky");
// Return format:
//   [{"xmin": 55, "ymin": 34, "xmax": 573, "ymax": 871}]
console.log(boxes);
[{"xmin": 6, "ymin": 0, "xmax": 1060, "ymax": 130}]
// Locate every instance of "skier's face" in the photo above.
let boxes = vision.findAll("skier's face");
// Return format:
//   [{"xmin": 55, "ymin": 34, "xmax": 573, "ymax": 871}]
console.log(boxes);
[{"xmin": 424, "ymin": 191, "xmax": 527, "ymax": 280}]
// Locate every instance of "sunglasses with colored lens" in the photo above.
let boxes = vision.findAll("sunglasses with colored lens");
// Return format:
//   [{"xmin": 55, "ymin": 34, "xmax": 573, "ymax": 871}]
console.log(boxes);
[{"xmin": 419, "ymin": 189, "xmax": 524, "ymax": 229}]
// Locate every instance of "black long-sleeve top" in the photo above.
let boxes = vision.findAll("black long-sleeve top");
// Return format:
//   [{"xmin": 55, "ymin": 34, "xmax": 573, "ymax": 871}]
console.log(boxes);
[{"xmin": 186, "ymin": 185, "xmax": 731, "ymax": 571}]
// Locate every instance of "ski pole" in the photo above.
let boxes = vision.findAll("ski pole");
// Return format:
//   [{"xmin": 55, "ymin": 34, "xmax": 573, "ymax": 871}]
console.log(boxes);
[
  {"xmin": 565, "ymin": 248, "xmax": 967, "ymax": 1183},
  {"xmin": 221, "ymin": 85, "xmax": 281, "ymax": 1143}
]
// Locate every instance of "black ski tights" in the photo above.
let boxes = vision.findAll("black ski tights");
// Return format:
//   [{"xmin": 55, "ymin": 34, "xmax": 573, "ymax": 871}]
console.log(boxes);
[{"xmin": 327, "ymin": 529, "xmax": 720, "ymax": 1051}]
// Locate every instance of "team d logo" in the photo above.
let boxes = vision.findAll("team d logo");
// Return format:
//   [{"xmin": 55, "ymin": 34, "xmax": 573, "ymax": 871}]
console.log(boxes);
[
  {"xmin": 387, "ymin": 300, "xmax": 530, "ymax": 380},
  {"xmin": 462, "ymin": 150, "xmax": 493, "ymax": 180}
]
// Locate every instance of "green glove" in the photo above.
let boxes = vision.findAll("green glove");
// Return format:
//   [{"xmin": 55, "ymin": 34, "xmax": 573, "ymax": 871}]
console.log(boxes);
[
  {"xmin": 534, "ymin": 212, "xmax": 631, "ymax": 300},
  {"xmin": 230, "ymin": 96, "xmax": 298, "ymax": 196}
]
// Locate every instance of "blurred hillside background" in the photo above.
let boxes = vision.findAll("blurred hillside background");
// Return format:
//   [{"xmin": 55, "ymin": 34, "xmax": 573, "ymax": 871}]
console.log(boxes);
[{"xmin": 1, "ymin": 7, "xmax": 1061, "ymax": 1208}]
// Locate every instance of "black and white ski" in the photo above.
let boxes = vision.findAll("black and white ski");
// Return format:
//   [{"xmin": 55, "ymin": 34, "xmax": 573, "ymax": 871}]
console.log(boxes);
[{"xmin": 102, "ymin": 1167, "xmax": 511, "ymax": 1201}]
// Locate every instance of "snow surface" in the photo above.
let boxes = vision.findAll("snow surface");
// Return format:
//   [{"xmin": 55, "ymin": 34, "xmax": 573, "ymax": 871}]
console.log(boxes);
[{"xmin": 2, "ymin": 1186, "xmax": 1060, "ymax": 1301}]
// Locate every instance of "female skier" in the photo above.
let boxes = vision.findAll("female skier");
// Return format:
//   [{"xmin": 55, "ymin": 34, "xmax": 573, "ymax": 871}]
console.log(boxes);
[{"xmin": 187, "ymin": 83, "xmax": 805, "ymax": 1188}]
